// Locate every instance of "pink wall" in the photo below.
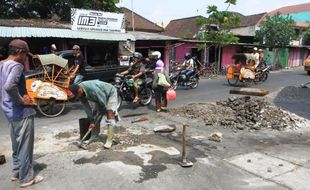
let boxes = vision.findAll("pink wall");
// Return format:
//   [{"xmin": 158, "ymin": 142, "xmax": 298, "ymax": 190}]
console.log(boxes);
[
  {"xmin": 288, "ymin": 48, "xmax": 309, "ymax": 67},
  {"xmin": 175, "ymin": 43, "xmax": 197, "ymax": 63},
  {"xmin": 221, "ymin": 45, "xmax": 240, "ymax": 68}
]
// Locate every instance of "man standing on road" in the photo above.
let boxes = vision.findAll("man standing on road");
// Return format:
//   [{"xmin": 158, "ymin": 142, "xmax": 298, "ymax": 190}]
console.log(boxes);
[
  {"xmin": 72, "ymin": 45, "xmax": 85, "ymax": 84},
  {"xmin": 69, "ymin": 80, "xmax": 119, "ymax": 149},
  {"xmin": 0, "ymin": 39, "xmax": 43, "ymax": 188}
]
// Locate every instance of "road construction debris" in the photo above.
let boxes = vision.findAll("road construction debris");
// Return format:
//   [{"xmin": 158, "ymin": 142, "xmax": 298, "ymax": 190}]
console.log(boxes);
[
  {"xmin": 0, "ymin": 153, "xmax": 6, "ymax": 165},
  {"xmin": 172, "ymin": 96, "xmax": 301, "ymax": 130},
  {"xmin": 230, "ymin": 88, "xmax": 269, "ymax": 96},
  {"xmin": 208, "ymin": 132, "xmax": 223, "ymax": 142},
  {"xmin": 131, "ymin": 116, "xmax": 149, "ymax": 123},
  {"xmin": 153, "ymin": 125, "xmax": 176, "ymax": 133}
]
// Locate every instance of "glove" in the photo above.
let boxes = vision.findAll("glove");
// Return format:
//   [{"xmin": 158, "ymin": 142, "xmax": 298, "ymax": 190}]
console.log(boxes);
[{"xmin": 88, "ymin": 123, "xmax": 95, "ymax": 129}]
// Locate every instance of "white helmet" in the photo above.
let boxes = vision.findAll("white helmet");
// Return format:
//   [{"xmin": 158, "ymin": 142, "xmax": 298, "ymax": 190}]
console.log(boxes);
[{"xmin": 152, "ymin": 51, "xmax": 161, "ymax": 59}]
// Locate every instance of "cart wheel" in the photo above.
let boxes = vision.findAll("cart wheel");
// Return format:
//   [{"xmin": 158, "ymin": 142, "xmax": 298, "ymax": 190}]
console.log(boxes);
[
  {"xmin": 37, "ymin": 98, "xmax": 65, "ymax": 118},
  {"xmin": 227, "ymin": 78, "xmax": 238, "ymax": 86}
]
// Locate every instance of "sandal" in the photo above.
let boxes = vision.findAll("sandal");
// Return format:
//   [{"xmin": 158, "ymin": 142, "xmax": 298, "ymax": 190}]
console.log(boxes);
[{"xmin": 20, "ymin": 175, "xmax": 44, "ymax": 188}]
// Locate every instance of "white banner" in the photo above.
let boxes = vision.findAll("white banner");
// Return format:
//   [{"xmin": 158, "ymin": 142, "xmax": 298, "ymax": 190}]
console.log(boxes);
[{"xmin": 71, "ymin": 8, "xmax": 125, "ymax": 33}]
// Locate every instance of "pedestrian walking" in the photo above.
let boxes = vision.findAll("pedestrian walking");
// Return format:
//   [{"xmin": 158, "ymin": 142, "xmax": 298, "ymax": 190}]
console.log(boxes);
[
  {"xmin": 0, "ymin": 39, "xmax": 43, "ymax": 188},
  {"xmin": 69, "ymin": 80, "xmax": 119, "ymax": 149},
  {"xmin": 151, "ymin": 51, "xmax": 171, "ymax": 112}
]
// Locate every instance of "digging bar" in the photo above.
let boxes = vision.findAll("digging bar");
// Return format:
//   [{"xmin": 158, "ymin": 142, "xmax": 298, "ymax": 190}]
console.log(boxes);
[{"xmin": 178, "ymin": 124, "xmax": 193, "ymax": 167}]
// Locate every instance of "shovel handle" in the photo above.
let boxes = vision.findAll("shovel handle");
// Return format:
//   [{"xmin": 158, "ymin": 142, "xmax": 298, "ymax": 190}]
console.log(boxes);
[{"xmin": 80, "ymin": 128, "xmax": 92, "ymax": 143}]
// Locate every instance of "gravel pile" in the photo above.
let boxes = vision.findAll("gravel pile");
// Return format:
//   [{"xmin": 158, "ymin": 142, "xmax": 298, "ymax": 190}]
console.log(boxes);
[
  {"xmin": 172, "ymin": 96, "xmax": 298, "ymax": 130},
  {"xmin": 274, "ymin": 86, "xmax": 310, "ymax": 102}
]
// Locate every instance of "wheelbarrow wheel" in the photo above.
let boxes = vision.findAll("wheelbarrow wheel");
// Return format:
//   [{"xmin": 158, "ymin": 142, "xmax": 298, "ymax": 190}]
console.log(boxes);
[{"xmin": 37, "ymin": 98, "xmax": 65, "ymax": 118}]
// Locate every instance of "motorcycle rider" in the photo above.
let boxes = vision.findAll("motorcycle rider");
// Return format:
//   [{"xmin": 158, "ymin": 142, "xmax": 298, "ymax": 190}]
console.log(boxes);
[
  {"xmin": 120, "ymin": 52, "xmax": 145, "ymax": 103},
  {"xmin": 181, "ymin": 52, "xmax": 195, "ymax": 83}
]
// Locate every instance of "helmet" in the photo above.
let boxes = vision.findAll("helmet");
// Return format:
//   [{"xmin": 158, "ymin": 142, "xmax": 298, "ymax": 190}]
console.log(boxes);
[
  {"xmin": 185, "ymin": 52, "xmax": 192, "ymax": 60},
  {"xmin": 151, "ymin": 51, "xmax": 161, "ymax": 59},
  {"xmin": 133, "ymin": 52, "xmax": 143, "ymax": 61}
]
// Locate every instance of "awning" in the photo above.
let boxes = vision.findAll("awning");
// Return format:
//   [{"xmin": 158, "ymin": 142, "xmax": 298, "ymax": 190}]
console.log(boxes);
[{"xmin": 0, "ymin": 26, "xmax": 135, "ymax": 41}]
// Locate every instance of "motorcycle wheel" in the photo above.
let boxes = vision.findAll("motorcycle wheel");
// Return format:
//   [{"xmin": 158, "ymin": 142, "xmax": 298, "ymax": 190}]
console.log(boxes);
[
  {"xmin": 37, "ymin": 98, "xmax": 65, "ymax": 118},
  {"xmin": 261, "ymin": 72, "xmax": 268, "ymax": 82},
  {"xmin": 189, "ymin": 77, "xmax": 199, "ymax": 89},
  {"xmin": 227, "ymin": 78, "xmax": 238, "ymax": 86},
  {"xmin": 139, "ymin": 87, "xmax": 153, "ymax": 106},
  {"xmin": 171, "ymin": 79, "xmax": 178, "ymax": 90}
]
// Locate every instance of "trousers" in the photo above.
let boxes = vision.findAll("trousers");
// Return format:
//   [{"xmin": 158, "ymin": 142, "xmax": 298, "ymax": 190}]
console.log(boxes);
[{"xmin": 9, "ymin": 116, "xmax": 34, "ymax": 183}]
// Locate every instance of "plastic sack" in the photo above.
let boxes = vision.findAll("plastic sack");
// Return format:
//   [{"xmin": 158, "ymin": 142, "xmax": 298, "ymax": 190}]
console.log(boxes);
[
  {"xmin": 166, "ymin": 89, "xmax": 176, "ymax": 101},
  {"xmin": 158, "ymin": 73, "xmax": 170, "ymax": 87}
]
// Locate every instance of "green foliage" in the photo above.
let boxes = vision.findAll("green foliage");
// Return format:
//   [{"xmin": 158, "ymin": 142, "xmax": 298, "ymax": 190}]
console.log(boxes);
[
  {"xmin": 255, "ymin": 13, "xmax": 296, "ymax": 47},
  {"xmin": 196, "ymin": 1, "xmax": 240, "ymax": 47},
  {"xmin": 303, "ymin": 27, "xmax": 310, "ymax": 45},
  {"xmin": 0, "ymin": 0, "xmax": 120, "ymax": 20}
]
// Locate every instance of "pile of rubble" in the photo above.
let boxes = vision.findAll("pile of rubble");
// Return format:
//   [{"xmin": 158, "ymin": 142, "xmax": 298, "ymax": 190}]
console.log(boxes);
[{"xmin": 172, "ymin": 96, "xmax": 299, "ymax": 130}]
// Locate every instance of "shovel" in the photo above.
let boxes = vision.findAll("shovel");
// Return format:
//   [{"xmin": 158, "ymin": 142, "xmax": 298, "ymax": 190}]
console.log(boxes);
[{"xmin": 77, "ymin": 127, "xmax": 93, "ymax": 150}]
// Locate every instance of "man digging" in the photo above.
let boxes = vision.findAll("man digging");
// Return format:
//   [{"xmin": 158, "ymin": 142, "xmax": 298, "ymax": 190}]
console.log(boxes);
[{"xmin": 69, "ymin": 80, "xmax": 119, "ymax": 149}]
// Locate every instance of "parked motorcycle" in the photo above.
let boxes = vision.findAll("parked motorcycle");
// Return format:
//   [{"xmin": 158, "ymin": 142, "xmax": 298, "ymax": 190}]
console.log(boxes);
[
  {"xmin": 114, "ymin": 74, "xmax": 153, "ymax": 109},
  {"xmin": 169, "ymin": 67, "xmax": 199, "ymax": 90},
  {"xmin": 256, "ymin": 64, "xmax": 271, "ymax": 82}
]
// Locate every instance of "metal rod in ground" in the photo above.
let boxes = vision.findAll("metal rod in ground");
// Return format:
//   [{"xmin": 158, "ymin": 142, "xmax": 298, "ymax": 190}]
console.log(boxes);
[{"xmin": 179, "ymin": 124, "xmax": 193, "ymax": 167}]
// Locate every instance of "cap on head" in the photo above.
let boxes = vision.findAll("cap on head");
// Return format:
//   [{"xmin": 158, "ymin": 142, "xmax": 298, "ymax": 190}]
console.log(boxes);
[
  {"xmin": 253, "ymin": 47, "xmax": 258, "ymax": 51},
  {"xmin": 9, "ymin": 39, "xmax": 30, "ymax": 53},
  {"xmin": 258, "ymin": 49, "xmax": 263, "ymax": 52},
  {"xmin": 72, "ymin": 45, "xmax": 80, "ymax": 50},
  {"xmin": 68, "ymin": 84, "xmax": 80, "ymax": 97}
]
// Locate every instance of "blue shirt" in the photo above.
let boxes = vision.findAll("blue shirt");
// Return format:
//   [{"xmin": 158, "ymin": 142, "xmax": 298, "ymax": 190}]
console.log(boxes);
[{"xmin": 0, "ymin": 60, "xmax": 35, "ymax": 121}]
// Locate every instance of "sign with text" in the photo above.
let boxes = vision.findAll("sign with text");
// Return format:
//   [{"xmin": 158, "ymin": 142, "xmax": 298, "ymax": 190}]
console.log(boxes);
[{"xmin": 71, "ymin": 8, "xmax": 125, "ymax": 33}]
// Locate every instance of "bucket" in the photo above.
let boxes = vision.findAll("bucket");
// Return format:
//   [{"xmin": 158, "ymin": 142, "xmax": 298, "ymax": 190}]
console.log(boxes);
[{"xmin": 79, "ymin": 118, "xmax": 91, "ymax": 140}]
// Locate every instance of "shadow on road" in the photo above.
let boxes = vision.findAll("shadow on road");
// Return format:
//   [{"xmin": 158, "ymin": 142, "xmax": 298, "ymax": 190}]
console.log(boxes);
[{"xmin": 273, "ymin": 86, "xmax": 310, "ymax": 120}]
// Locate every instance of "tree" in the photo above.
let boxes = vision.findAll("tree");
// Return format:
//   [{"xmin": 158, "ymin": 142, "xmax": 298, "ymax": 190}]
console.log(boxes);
[
  {"xmin": 255, "ymin": 13, "xmax": 296, "ymax": 47},
  {"xmin": 0, "ymin": 0, "xmax": 120, "ymax": 21},
  {"xmin": 302, "ymin": 27, "xmax": 310, "ymax": 45},
  {"xmin": 196, "ymin": 0, "xmax": 240, "ymax": 70}
]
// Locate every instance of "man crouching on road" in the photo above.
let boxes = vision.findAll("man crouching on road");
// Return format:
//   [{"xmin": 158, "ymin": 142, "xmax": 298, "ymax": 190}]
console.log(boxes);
[
  {"xmin": 0, "ymin": 39, "xmax": 43, "ymax": 188},
  {"xmin": 69, "ymin": 80, "xmax": 119, "ymax": 149}
]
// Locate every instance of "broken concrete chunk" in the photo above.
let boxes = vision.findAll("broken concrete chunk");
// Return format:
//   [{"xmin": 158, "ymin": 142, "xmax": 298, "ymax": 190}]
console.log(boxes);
[
  {"xmin": 208, "ymin": 132, "xmax": 223, "ymax": 142},
  {"xmin": 153, "ymin": 125, "xmax": 176, "ymax": 133}
]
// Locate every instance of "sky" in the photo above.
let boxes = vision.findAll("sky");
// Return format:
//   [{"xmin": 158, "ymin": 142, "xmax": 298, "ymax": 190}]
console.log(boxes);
[{"xmin": 117, "ymin": 0, "xmax": 310, "ymax": 26}]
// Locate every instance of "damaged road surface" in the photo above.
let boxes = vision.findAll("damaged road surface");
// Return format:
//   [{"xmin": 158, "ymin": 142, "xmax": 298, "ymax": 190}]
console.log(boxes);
[{"xmin": 1, "ymin": 68, "xmax": 310, "ymax": 190}]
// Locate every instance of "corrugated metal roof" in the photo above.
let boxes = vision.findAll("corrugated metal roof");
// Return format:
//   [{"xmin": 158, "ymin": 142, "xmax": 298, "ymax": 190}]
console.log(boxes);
[
  {"xmin": 0, "ymin": 26, "xmax": 135, "ymax": 41},
  {"xmin": 128, "ymin": 31, "xmax": 179, "ymax": 41}
]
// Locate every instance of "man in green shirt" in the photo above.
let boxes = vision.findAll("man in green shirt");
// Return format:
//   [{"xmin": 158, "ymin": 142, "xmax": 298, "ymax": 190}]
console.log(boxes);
[{"xmin": 69, "ymin": 80, "xmax": 119, "ymax": 149}]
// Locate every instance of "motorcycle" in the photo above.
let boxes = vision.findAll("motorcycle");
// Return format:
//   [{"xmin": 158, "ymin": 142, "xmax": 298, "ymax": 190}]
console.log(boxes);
[
  {"xmin": 256, "ymin": 64, "xmax": 271, "ymax": 82},
  {"xmin": 114, "ymin": 74, "xmax": 153, "ymax": 109},
  {"xmin": 169, "ymin": 67, "xmax": 199, "ymax": 90}
]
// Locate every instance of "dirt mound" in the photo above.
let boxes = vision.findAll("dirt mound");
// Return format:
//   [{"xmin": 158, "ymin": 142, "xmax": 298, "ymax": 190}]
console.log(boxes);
[{"xmin": 172, "ymin": 96, "xmax": 298, "ymax": 130}]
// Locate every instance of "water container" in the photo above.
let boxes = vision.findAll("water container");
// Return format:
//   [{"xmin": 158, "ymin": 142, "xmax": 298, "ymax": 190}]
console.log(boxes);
[{"xmin": 166, "ymin": 89, "xmax": 176, "ymax": 101}]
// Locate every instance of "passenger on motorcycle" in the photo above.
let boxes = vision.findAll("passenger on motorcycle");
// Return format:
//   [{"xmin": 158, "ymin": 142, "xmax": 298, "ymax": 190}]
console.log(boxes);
[
  {"xmin": 120, "ymin": 52, "xmax": 146, "ymax": 103},
  {"xmin": 181, "ymin": 52, "xmax": 195, "ymax": 82}
]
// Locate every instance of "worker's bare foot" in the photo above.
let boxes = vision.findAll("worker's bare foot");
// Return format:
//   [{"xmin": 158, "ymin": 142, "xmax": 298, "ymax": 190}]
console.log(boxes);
[
  {"xmin": 20, "ymin": 175, "xmax": 44, "ymax": 188},
  {"xmin": 11, "ymin": 176, "xmax": 18, "ymax": 182},
  {"xmin": 133, "ymin": 97, "xmax": 139, "ymax": 103}
]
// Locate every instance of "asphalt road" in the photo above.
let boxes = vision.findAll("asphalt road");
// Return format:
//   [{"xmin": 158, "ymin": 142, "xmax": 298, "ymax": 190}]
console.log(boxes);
[{"xmin": 1, "ymin": 67, "xmax": 310, "ymax": 132}]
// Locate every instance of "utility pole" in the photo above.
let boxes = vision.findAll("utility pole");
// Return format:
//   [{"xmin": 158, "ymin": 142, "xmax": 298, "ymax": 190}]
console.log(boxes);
[{"xmin": 131, "ymin": 0, "xmax": 135, "ymax": 31}]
